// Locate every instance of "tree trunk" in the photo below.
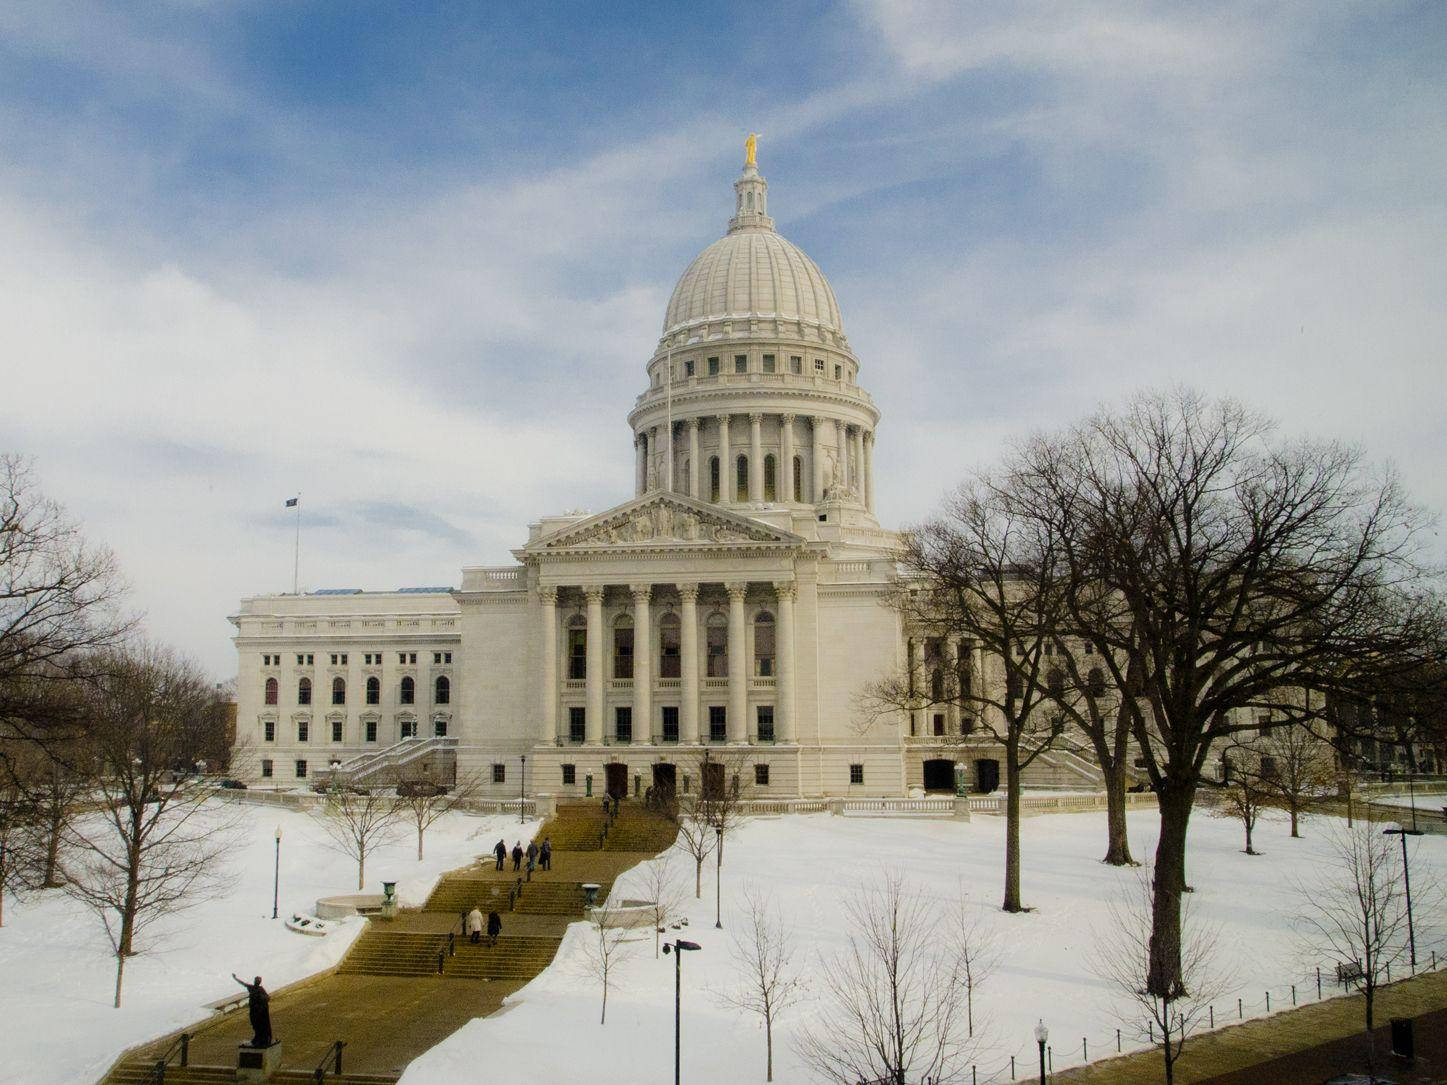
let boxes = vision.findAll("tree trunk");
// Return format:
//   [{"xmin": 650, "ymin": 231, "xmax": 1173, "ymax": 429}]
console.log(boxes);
[
  {"xmin": 601, "ymin": 978, "xmax": 608, "ymax": 1024},
  {"xmin": 1102, "ymin": 759, "xmax": 1135, "ymax": 866},
  {"xmin": 44, "ymin": 808, "xmax": 65, "ymax": 887},
  {"xmin": 358, "ymin": 854, "xmax": 365, "ymax": 891},
  {"xmin": 1002, "ymin": 737, "xmax": 1024, "ymax": 913},
  {"xmin": 1148, "ymin": 781, "xmax": 1196, "ymax": 998},
  {"xmin": 695, "ymin": 858, "xmax": 703, "ymax": 899},
  {"xmin": 1244, "ymin": 813, "xmax": 1255, "ymax": 855},
  {"xmin": 418, "ymin": 825, "xmax": 425, "ymax": 861},
  {"xmin": 1289, "ymin": 805, "xmax": 1300, "ymax": 838},
  {"xmin": 766, "ymin": 1012, "xmax": 773, "ymax": 1081},
  {"xmin": 113, "ymin": 948, "xmax": 127, "ymax": 1008}
]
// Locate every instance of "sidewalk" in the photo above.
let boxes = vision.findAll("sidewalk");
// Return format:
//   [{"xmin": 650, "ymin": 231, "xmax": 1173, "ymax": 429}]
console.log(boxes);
[{"xmin": 1053, "ymin": 970, "xmax": 1447, "ymax": 1084}]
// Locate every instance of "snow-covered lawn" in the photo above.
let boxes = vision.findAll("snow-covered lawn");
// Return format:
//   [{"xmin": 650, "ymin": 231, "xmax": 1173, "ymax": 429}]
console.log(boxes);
[
  {"xmin": 0, "ymin": 800, "xmax": 537, "ymax": 1085},
  {"xmin": 403, "ymin": 806, "xmax": 1447, "ymax": 1085}
]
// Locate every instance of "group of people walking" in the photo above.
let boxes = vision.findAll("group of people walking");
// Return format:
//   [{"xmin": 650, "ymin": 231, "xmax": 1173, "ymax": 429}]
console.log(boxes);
[
  {"xmin": 493, "ymin": 836, "xmax": 551, "ymax": 873},
  {"xmin": 466, "ymin": 906, "xmax": 502, "ymax": 946}
]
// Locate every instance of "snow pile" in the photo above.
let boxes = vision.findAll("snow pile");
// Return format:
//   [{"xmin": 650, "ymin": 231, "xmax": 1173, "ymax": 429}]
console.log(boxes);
[
  {"xmin": 402, "ymin": 808, "xmax": 1447, "ymax": 1085},
  {"xmin": 0, "ymin": 800, "xmax": 537, "ymax": 1085}
]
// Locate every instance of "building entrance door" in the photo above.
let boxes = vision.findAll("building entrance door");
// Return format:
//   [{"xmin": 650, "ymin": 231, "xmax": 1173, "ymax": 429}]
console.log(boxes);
[
  {"xmin": 974, "ymin": 758, "xmax": 1000, "ymax": 794},
  {"xmin": 922, "ymin": 759, "xmax": 955, "ymax": 792},
  {"xmin": 651, "ymin": 763, "xmax": 677, "ymax": 809},
  {"xmin": 605, "ymin": 762, "xmax": 628, "ymax": 801},
  {"xmin": 701, "ymin": 760, "xmax": 725, "ymax": 801}
]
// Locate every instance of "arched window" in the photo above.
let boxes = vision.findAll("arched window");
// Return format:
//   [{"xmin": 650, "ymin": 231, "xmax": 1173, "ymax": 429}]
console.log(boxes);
[
  {"xmin": 706, "ymin": 613, "xmax": 728, "ymax": 678},
  {"xmin": 297, "ymin": 677, "xmax": 311, "ymax": 705},
  {"xmin": 264, "ymin": 677, "xmax": 278, "ymax": 706},
  {"xmin": 1086, "ymin": 667, "xmax": 1107, "ymax": 697},
  {"xmin": 709, "ymin": 457, "xmax": 720, "ymax": 502},
  {"xmin": 567, "ymin": 615, "xmax": 587, "ymax": 680},
  {"xmin": 747, "ymin": 191, "xmax": 755, "ymax": 210},
  {"xmin": 792, "ymin": 456, "xmax": 803, "ymax": 503},
  {"xmin": 736, "ymin": 454, "xmax": 749, "ymax": 501},
  {"xmin": 366, "ymin": 676, "xmax": 380, "ymax": 705},
  {"xmin": 764, "ymin": 455, "xmax": 777, "ymax": 501},
  {"xmin": 754, "ymin": 611, "xmax": 775, "ymax": 676},
  {"xmin": 613, "ymin": 615, "xmax": 634, "ymax": 679},
  {"xmin": 659, "ymin": 613, "xmax": 681, "ymax": 678},
  {"xmin": 400, "ymin": 676, "xmax": 415, "ymax": 705},
  {"xmin": 332, "ymin": 677, "xmax": 346, "ymax": 705},
  {"xmin": 434, "ymin": 675, "xmax": 450, "ymax": 705}
]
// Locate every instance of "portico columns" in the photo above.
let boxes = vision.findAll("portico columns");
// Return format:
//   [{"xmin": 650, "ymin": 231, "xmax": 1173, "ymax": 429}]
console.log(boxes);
[
  {"xmin": 812, "ymin": 416, "xmax": 825, "ymax": 502},
  {"xmin": 853, "ymin": 426, "xmax": 865, "ymax": 500},
  {"xmin": 584, "ymin": 587, "xmax": 605, "ymax": 744},
  {"xmin": 539, "ymin": 587, "xmax": 557, "ymax": 742},
  {"xmin": 717, "ymin": 415, "xmax": 732, "ymax": 503},
  {"xmin": 834, "ymin": 419, "xmax": 848, "ymax": 494},
  {"xmin": 780, "ymin": 414, "xmax": 795, "ymax": 501},
  {"xmin": 775, "ymin": 582, "xmax": 796, "ymax": 741},
  {"xmin": 679, "ymin": 586, "xmax": 700, "ymax": 743},
  {"xmin": 663, "ymin": 425, "xmax": 674, "ymax": 493},
  {"xmin": 631, "ymin": 585, "xmax": 652, "ymax": 740},
  {"xmin": 944, "ymin": 637, "xmax": 960, "ymax": 734},
  {"xmin": 864, "ymin": 431, "xmax": 875, "ymax": 512},
  {"xmin": 907, "ymin": 636, "xmax": 922, "ymax": 737},
  {"xmin": 749, "ymin": 413, "xmax": 763, "ymax": 502},
  {"xmin": 687, "ymin": 419, "xmax": 700, "ymax": 499},
  {"xmin": 634, "ymin": 434, "xmax": 646, "ymax": 496},
  {"xmin": 727, "ymin": 583, "xmax": 748, "ymax": 742}
]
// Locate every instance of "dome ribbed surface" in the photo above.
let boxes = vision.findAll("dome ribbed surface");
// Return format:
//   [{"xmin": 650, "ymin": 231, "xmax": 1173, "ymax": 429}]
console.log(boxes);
[{"xmin": 663, "ymin": 228, "xmax": 843, "ymax": 337}]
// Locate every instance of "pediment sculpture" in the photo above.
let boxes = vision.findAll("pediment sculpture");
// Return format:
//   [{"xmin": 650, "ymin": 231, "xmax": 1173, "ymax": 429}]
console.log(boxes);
[{"xmin": 547, "ymin": 499, "xmax": 782, "ymax": 547}]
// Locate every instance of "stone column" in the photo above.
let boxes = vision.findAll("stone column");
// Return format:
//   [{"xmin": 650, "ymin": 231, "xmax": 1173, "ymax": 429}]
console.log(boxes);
[
  {"xmin": 539, "ymin": 587, "xmax": 557, "ymax": 742},
  {"xmin": 717, "ymin": 415, "xmax": 732, "ymax": 503},
  {"xmin": 663, "ymin": 424, "xmax": 674, "ymax": 494},
  {"xmin": 727, "ymin": 582, "xmax": 748, "ymax": 742},
  {"xmin": 775, "ymin": 582, "xmax": 796, "ymax": 741},
  {"xmin": 687, "ymin": 419, "xmax": 700, "ymax": 499},
  {"xmin": 780, "ymin": 414, "xmax": 795, "ymax": 502},
  {"xmin": 945, "ymin": 637, "xmax": 960, "ymax": 735},
  {"xmin": 835, "ymin": 420, "xmax": 848, "ymax": 494},
  {"xmin": 853, "ymin": 426, "xmax": 865, "ymax": 500},
  {"xmin": 812, "ymin": 416, "xmax": 826, "ymax": 502},
  {"xmin": 634, "ymin": 434, "xmax": 646, "ymax": 496},
  {"xmin": 749, "ymin": 413, "xmax": 763, "ymax": 503},
  {"xmin": 864, "ymin": 431, "xmax": 875, "ymax": 512},
  {"xmin": 631, "ymin": 585, "xmax": 652, "ymax": 741},
  {"xmin": 907, "ymin": 636, "xmax": 922, "ymax": 737},
  {"xmin": 679, "ymin": 586, "xmax": 700, "ymax": 743},
  {"xmin": 584, "ymin": 587, "xmax": 605, "ymax": 744}
]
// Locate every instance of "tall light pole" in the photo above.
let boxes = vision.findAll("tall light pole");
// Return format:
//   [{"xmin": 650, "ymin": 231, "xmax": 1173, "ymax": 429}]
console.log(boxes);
[
  {"xmin": 714, "ymin": 824, "xmax": 723, "ymax": 929},
  {"xmin": 1384, "ymin": 822, "xmax": 1424, "ymax": 967},
  {"xmin": 663, "ymin": 939, "xmax": 702, "ymax": 1085},
  {"xmin": 520, "ymin": 754, "xmax": 527, "ymax": 824},
  {"xmin": 271, "ymin": 825, "xmax": 282, "ymax": 920},
  {"xmin": 1034, "ymin": 1019, "xmax": 1048, "ymax": 1085}
]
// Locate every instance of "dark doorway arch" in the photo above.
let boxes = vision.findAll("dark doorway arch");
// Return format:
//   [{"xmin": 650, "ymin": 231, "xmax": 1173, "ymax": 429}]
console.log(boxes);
[
  {"xmin": 701, "ymin": 760, "xmax": 725, "ymax": 800},
  {"xmin": 922, "ymin": 759, "xmax": 956, "ymax": 792},
  {"xmin": 974, "ymin": 758, "xmax": 1000, "ymax": 794},
  {"xmin": 605, "ymin": 762, "xmax": 628, "ymax": 801},
  {"xmin": 651, "ymin": 763, "xmax": 677, "ymax": 808}
]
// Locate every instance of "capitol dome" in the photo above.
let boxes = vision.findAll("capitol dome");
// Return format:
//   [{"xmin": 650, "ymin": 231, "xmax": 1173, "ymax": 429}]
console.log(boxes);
[{"xmin": 661, "ymin": 158, "xmax": 845, "ymax": 344}]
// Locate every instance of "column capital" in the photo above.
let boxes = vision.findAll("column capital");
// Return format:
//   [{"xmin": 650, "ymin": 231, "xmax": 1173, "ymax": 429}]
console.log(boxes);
[
  {"xmin": 864, "ymin": 428, "xmax": 875, "ymax": 445},
  {"xmin": 677, "ymin": 584, "xmax": 700, "ymax": 603},
  {"xmin": 716, "ymin": 413, "xmax": 731, "ymax": 424},
  {"xmin": 539, "ymin": 586, "xmax": 558, "ymax": 605},
  {"xmin": 687, "ymin": 416, "xmax": 700, "ymax": 430},
  {"xmin": 749, "ymin": 412, "xmax": 763, "ymax": 425},
  {"xmin": 780, "ymin": 412, "xmax": 796, "ymax": 424},
  {"xmin": 629, "ymin": 583, "xmax": 653, "ymax": 602},
  {"xmin": 773, "ymin": 582, "xmax": 797, "ymax": 601},
  {"xmin": 583, "ymin": 586, "xmax": 607, "ymax": 604},
  {"xmin": 726, "ymin": 581, "xmax": 749, "ymax": 600}
]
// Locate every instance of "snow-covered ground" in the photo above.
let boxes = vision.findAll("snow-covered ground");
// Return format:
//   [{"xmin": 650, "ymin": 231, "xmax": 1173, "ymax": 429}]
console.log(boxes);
[
  {"xmin": 0, "ymin": 800, "xmax": 538, "ymax": 1085},
  {"xmin": 403, "ymin": 806, "xmax": 1447, "ymax": 1085}
]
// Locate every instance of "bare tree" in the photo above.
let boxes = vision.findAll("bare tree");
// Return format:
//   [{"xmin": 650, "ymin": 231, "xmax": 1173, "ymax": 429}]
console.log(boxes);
[
  {"xmin": 311, "ymin": 785, "xmax": 403, "ymax": 890},
  {"xmin": 63, "ymin": 642, "xmax": 235, "ymax": 1007},
  {"xmin": 1210, "ymin": 739, "xmax": 1271, "ymax": 856},
  {"xmin": 715, "ymin": 885, "xmax": 805, "ymax": 1081},
  {"xmin": 796, "ymin": 873, "xmax": 977, "ymax": 1085},
  {"xmin": 577, "ymin": 896, "xmax": 637, "ymax": 1025},
  {"xmin": 953, "ymin": 897, "xmax": 1000, "ymax": 1039},
  {"xmin": 1093, "ymin": 864, "xmax": 1229, "ymax": 1085},
  {"xmin": 0, "ymin": 762, "xmax": 36, "ymax": 926},
  {"xmin": 1259, "ymin": 721, "xmax": 1336, "ymax": 838},
  {"xmin": 634, "ymin": 854, "xmax": 688, "ymax": 958},
  {"xmin": 673, "ymin": 797, "xmax": 717, "ymax": 899},
  {"xmin": 392, "ymin": 772, "xmax": 482, "ymax": 861},
  {"xmin": 684, "ymin": 746, "xmax": 753, "ymax": 864}
]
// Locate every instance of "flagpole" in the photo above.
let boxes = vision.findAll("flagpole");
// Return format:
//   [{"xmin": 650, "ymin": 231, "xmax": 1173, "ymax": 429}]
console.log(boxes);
[
  {"xmin": 292, "ymin": 494, "xmax": 301, "ymax": 595},
  {"xmin": 665, "ymin": 346, "xmax": 673, "ymax": 492}
]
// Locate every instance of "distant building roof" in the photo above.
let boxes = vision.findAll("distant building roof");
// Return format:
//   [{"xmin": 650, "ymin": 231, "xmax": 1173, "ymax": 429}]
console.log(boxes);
[
  {"xmin": 311, "ymin": 588, "xmax": 363, "ymax": 595},
  {"xmin": 395, "ymin": 586, "xmax": 454, "ymax": 594}
]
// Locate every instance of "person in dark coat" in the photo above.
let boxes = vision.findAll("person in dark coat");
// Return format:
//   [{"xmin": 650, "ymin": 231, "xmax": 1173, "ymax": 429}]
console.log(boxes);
[
  {"xmin": 511, "ymin": 841, "xmax": 523, "ymax": 871},
  {"xmin": 525, "ymin": 841, "xmax": 538, "ymax": 873},
  {"xmin": 493, "ymin": 839, "xmax": 507, "ymax": 871},
  {"xmin": 486, "ymin": 910, "xmax": 502, "ymax": 946},
  {"xmin": 230, "ymin": 974, "xmax": 273, "ymax": 1047},
  {"xmin": 539, "ymin": 837, "xmax": 552, "ymax": 871}
]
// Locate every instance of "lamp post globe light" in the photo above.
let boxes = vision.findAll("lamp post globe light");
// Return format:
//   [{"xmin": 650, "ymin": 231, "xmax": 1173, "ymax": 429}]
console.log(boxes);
[
  {"xmin": 663, "ymin": 939, "xmax": 702, "ymax": 1085},
  {"xmin": 1034, "ymin": 1019, "xmax": 1048, "ymax": 1085},
  {"xmin": 271, "ymin": 825, "xmax": 282, "ymax": 920}
]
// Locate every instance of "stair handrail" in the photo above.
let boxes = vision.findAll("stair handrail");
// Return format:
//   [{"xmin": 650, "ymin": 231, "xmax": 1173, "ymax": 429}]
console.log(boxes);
[
  {"xmin": 142, "ymin": 1031, "xmax": 189, "ymax": 1084},
  {"xmin": 310, "ymin": 1039, "xmax": 346, "ymax": 1080}
]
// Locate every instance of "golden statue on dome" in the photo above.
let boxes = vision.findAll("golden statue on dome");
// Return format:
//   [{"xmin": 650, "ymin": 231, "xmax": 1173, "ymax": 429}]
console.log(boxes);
[{"xmin": 744, "ymin": 132, "xmax": 758, "ymax": 168}]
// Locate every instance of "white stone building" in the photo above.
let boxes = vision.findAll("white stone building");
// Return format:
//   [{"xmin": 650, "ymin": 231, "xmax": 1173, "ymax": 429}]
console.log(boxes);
[{"xmin": 230, "ymin": 151, "xmax": 1095, "ymax": 800}]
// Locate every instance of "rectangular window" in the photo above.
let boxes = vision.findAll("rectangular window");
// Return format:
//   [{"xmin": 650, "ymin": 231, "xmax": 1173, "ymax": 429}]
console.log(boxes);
[
  {"xmin": 661, "ymin": 706, "xmax": 679, "ymax": 743},
  {"xmin": 685, "ymin": 359, "xmax": 695, "ymax": 377},
  {"xmin": 933, "ymin": 714, "xmax": 945, "ymax": 736},
  {"xmin": 263, "ymin": 720, "xmax": 275, "ymax": 743},
  {"xmin": 814, "ymin": 358, "xmax": 825, "ymax": 373},
  {"xmin": 849, "ymin": 763, "xmax": 864, "ymax": 785},
  {"xmin": 261, "ymin": 759, "xmax": 273, "ymax": 778},
  {"xmin": 297, "ymin": 720, "xmax": 309, "ymax": 743},
  {"xmin": 762, "ymin": 353, "xmax": 775, "ymax": 373},
  {"xmin": 707, "ymin": 356, "xmax": 720, "ymax": 376},
  {"xmin": 400, "ymin": 719, "xmax": 416, "ymax": 739},
  {"xmin": 709, "ymin": 705, "xmax": 727, "ymax": 743},
  {"xmin": 569, "ymin": 706, "xmax": 586, "ymax": 744},
  {"xmin": 295, "ymin": 759, "xmax": 308, "ymax": 779},
  {"xmin": 734, "ymin": 354, "xmax": 747, "ymax": 373},
  {"xmin": 434, "ymin": 719, "xmax": 447, "ymax": 737},
  {"xmin": 756, "ymin": 706, "xmax": 775, "ymax": 743},
  {"xmin": 399, "ymin": 653, "xmax": 407, "ymax": 664},
  {"xmin": 1084, "ymin": 643, "xmax": 1095, "ymax": 655},
  {"xmin": 492, "ymin": 763, "xmax": 506, "ymax": 784},
  {"xmin": 754, "ymin": 763, "xmax": 770, "ymax": 786},
  {"xmin": 615, "ymin": 706, "xmax": 632, "ymax": 744},
  {"xmin": 307, "ymin": 654, "xmax": 314, "ymax": 665},
  {"xmin": 444, "ymin": 652, "xmax": 452, "ymax": 664},
  {"xmin": 365, "ymin": 720, "xmax": 377, "ymax": 743},
  {"xmin": 568, "ymin": 628, "xmax": 587, "ymax": 680},
  {"xmin": 434, "ymin": 652, "xmax": 442, "ymax": 664},
  {"xmin": 614, "ymin": 627, "xmax": 634, "ymax": 679},
  {"xmin": 790, "ymin": 355, "xmax": 802, "ymax": 374},
  {"xmin": 331, "ymin": 720, "xmax": 343, "ymax": 743},
  {"xmin": 297, "ymin": 654, "xmax": 305, "ymax": 666},
  {"xmin": 706, "ymin": 624, "xmax": 727, "ymax": 678},
  {"xmin": 834, "ymin": 364, "xmax": 842, "ymax": 380},
  {"xmin": 562, "ymin": 764, "xmax": 576, "ymax": 786}
]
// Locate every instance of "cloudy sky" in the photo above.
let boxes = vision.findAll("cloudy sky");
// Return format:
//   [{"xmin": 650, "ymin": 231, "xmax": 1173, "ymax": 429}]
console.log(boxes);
[{"xmin": 2, "ymin": 2, "xmax": 1444, "ymax": 678}]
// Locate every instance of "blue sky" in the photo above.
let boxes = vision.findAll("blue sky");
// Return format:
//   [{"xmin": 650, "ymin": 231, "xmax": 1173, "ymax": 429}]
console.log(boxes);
[{"xmin": 2, "ymin": 2, "xmax": 1445, "ymax": 677}]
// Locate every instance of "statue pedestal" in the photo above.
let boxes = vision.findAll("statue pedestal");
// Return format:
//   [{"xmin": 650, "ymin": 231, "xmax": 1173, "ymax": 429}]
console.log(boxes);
[{"xmin": 236, "ymin": 1040, "xmax": 283, "ymax": 1082}]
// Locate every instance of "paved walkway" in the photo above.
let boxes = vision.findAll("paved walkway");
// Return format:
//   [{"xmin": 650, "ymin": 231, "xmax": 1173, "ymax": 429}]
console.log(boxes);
[{"xmin": 1054, "ymin": 969, "xmax": 1447, "ymax": 1084}]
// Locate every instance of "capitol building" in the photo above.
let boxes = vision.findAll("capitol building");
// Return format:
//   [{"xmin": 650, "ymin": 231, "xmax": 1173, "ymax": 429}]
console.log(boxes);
[{"xmin": 230, "ymin": 147, "xmax": 1093, "ymax": 800}]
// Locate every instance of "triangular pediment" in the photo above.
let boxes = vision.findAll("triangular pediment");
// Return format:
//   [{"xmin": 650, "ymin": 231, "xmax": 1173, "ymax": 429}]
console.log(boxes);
[{"xmin": 528, "ymin": 493, "xmax": 802, "ymax": 553}]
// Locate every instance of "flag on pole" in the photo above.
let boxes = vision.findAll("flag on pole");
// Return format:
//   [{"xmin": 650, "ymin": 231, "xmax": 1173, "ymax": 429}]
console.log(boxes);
[{"xmin": 285, "ymin": 497, "xmax": 299, "ymax": 508}]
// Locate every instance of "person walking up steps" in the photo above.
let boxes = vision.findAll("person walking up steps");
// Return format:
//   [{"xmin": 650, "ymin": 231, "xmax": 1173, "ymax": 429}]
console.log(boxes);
[
  {"xmin": 511, "ymin": 841, "xmax": 523, "ymax": 872},
  {"xmin": 493, "ymin": 838, "xmax": 506, "ymax": 871},
  {"xmin": 525, "ymin": 840, "xmax": 538, "ymax": 874},
  {"xmin": 486, "ymin": 910, "xmax": 502, "ymax": 946},
  {"xmin": 539, "ymin": 837, "xmax": 552, "ymax": 871},
  {"xmin": 466, "ymin": 906, "xmax": 483, "ymax": 944}
]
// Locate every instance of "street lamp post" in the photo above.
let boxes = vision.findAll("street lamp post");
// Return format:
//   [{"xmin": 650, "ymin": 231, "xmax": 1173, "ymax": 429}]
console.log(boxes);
[
  {"xmin": 1034, "ymin": 1019, "xmax": 1048, "ymax": 1085},
  {"xmin": 714, "ymin": 825, "xmax": 723, "ymax": 929},
  {"xmin": 271, "ymin": 826, "xmax": 282, "ymax": 920},
  {"xmin": 663, "ymin": 939, "xmax": 702, "ymax": 1085},
  {"xmin": 520, "ymin": 754, "xmax": 527, "ymax": 824},
  {"xmin": 1384, "ymin": 823, "xmax": 1424, "ymax": 967}
]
